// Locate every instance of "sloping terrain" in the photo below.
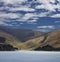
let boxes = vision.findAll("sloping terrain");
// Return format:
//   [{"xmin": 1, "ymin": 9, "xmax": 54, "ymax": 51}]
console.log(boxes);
[
  {"xmin": 33, "ymin": 29, "xmax": 60, "ymax": 51},
  {"xmin": 0, "ymin": 26, "xmax": 45, "ymax": 42},
  {"xmin": 42, "ymin": 29, "xmax": 60, "ymax": 48},
  {"xmin": 0, "ymin": 26, "xmax": 45, "ymax": 50},
  {"xmin": 0, "ymin": 26, "xmax": 60, "ymax": 51},
  {"xmin": 20, "ymin": 29, "xmax": 60, "ymax": 50},
  {"xmin": 0, "ymin": 30, "xmax": 22, "ymax": 50}
]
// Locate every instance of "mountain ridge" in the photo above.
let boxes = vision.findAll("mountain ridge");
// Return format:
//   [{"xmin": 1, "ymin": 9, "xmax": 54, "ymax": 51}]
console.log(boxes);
[{"xmin": 0, "ymin": 26, "xmax": 60, "ymax": 51}]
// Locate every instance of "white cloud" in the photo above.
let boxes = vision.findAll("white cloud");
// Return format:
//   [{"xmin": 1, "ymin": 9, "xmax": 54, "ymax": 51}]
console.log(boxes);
[
  {"xmin": 0, "ymin": 21, "xmax": 5, "ymax": 25},
  {"xmin": 0, "ymin": 0, "xmax": 60, "ymax": 27},
  {"xmin": 20, "ymin": 11, "xmax": 51, "ymax": 22},
  {"xmin": 37, "ymin": 29, "xmax": 50, "ymax": 32},
  {"xmin": 36, "ymin": 0, "xmax": 56, "ymax": 11},
  {"xmin": 9, "ymin": 7, "xmax": 35, "ymax": 12},
  {"xmin": 1, "ymin": 0, "xmax": 27, "ymax": 4},
  {"xmin": 51, "ymin": 14, "xmax": 60, "ymax": 18},
  {"xmin": 27, "ymin": 20, "xmax": 37, "ymax": 23},
  {"xmin": 0, "ymin": 12, "xmax": 20, "ymax": 19},
  {"xmin": 0, "ymin": 0, "xmax": 60, "ymax": 18},
  {"xmin": 57, "ymin": 0, "xmax": 60, "ymax": 2},
  {"xmin": 37, "ymin": 25, "xmax": 55, "ymax": 29},
  {"xmin": 38, "ymin": 12, "xmax": 51, "ymax": 17},
  {"xmin": 21, "ymin": 13, "xmax": 37, "ymax": 21},
  {"xmin": 49, "ymin": 0, "xmax": 55, "ymax": 3},
  {"xmin": 52, "ymin": 4, "xmax": 60, "ymax": 10},
  {"xmin": 36, "ymin": 0, "xmax": 60, "ymax": 12}
]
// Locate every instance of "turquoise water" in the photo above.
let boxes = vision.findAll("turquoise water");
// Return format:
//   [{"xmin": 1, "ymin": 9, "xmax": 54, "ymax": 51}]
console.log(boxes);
[{"xmin": 0, "ymin": 51, "xmax": 60, "ymax": 62}]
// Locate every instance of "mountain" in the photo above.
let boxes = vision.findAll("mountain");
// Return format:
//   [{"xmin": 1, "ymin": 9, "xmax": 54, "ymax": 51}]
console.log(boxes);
[
  {"xmin": 0, "ymin": 26, "xmax": 60, "ymax": 51},
  {"xmin": 0, "ymin": 26, "xmax": 45, "ymax": 50},
  {"xmin": 43, "ymin": 29, "xmax": 60, "ymax": 48},
  {"xmin": 0, "ymin": 30, "xmax": 21, "ymax": 51},
  {"xmin": 34, "ymin": 29, "xmax": 60, "ymax": 51},
  {"xmin": 0, "ymin": 26, "xmax": 45, "ymax": 42},
  {"xmin": 19, "ymin": 29, "xmax": 60, "ymax": 51}
]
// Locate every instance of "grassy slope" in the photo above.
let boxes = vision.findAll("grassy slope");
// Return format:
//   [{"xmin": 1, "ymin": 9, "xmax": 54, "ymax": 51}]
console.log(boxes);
[
  {"xmin": 0, "ymin": 29, "xmax": 60, "ymax": 50},
  {"xmin": 0, "ymin": 26, "xmax": 44, "ymax": 42},
  {"xmin": 43, "ymin": 29, "xmax": 60, "ymax": 48},
  {"xmin": 20, "ymin": 36, "xmax": 45, "ymax": 50},
  {"xmin": 0, "ymin": 30, "xmax": 22, "ymax": 50},
  {"xmin": 0, "ymin": 29, "xmax": 46, "ymax": 50},
  {"xmin": 20, "ymin": 29, "xmax": 60, "ymax": 50}
]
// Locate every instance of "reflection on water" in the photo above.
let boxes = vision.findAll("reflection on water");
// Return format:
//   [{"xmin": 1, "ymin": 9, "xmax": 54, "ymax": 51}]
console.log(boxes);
[{"xmin": 0, "ymin": 51, "xmax": 60, "ymax": 62}]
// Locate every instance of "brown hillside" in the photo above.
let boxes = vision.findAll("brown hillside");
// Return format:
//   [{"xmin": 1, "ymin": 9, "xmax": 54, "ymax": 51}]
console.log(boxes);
[
  {"xmin": 0, "ymin": 30, "xmax": 22, "ymax": 50},
  {"xmin": 43, "ymin": 29, "xmax": 60, "ymax": 48},
  {"xmin": 0, "ymin": 27, "xmax": 60, "ymax": 51}
]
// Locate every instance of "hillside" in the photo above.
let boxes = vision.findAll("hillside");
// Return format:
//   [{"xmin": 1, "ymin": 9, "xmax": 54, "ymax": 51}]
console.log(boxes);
[
  {"xmin": 0, "ymin": 26, "xmax": 45, "ymax": 51},
  {"xmin": 42, "ymin": 29, "xmax": 60, "ymax": 48},
  {"xmin": 0, "ymin": 26, "xmax": 60, "ymax": 51},
  {"xmin": 34, "ymin": 29, "xmax": 60, "ymax": 51},
  {"xmin": 0, "ymin": 26, "xmax": 45, "ymax": 42},
  {"xmin": 19, "ymin": 29, "xmax": 60, "ymax": 50},
  {"xmin": 0, "ymin": 30, "xmax": 22, "ymax": 50}
]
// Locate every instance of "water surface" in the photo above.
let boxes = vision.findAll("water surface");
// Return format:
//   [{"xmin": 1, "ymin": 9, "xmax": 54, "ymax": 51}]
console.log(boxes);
[{"xmin": 0, "ymin": 51, "xmax": 60, "ymax": 62}]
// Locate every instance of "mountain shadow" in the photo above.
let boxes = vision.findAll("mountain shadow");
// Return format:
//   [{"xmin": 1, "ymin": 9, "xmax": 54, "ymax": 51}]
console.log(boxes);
[
  {"xmin": 35, "ymin": 45, "xmax": 60, "ymax": 51},
  {"xmin": 0, "ymin": 37, "xmax": 6, "ymax": 43},
  {"xmin": 0, "ymin": 44, "xmax": 18, "ymax": 51}
]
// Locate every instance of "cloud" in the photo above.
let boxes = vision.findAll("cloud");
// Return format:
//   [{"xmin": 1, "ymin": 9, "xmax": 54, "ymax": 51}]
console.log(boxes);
[
  {"xmin": 51, "ymin": 14, "xmax": 60, "ymax": 18},
  {"xmin": 9, "ymin": 7, "xmax": 35, "ymax": 12},
  {"xmin": 36, "ymin": 0, "xmax": 56, "ymax": 11},
  {"xmin": 36, "ymin": 0, "xmax": 60, "ymax": 12},
  {"xmin": 0, "ymin": 12, "xmax": 20, "ymax": 19},
  {"xmin": 27, "ymin": 20, "xmax": 37, "ymax": 24},
  {"xmin": 0, "ymin": 0, "xmax": 27, "ymax": 4},
  {"xmin": 20, "ymin": 12, "xmax": 51, "ymax": 22},
  {"xmin": 21, "ymin": 13, "xmax": 37, "ymax": 21},
  {"xmin": 37, "ymin": 29, "xmax": 51, "ymax": 32},
  {"xmin": 37, "ymin": 25, "xmax": 55, "ymax": 29},
  {"xmin": 0, "ymin": 0, "xmax": 60, "ymax": 27},
  {"xmin": 54, "ymin": 21, "xmax": 60, "ymax": 23},
  {"xmin": 0, "ymin": 21, "xmax": 5, "ymax": 25}
]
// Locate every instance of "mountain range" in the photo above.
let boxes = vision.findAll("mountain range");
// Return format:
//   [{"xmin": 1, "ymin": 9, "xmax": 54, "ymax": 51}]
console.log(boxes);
[{"xmin": 0, "ymin": 26, "xmax": 60, "ymax": 51}]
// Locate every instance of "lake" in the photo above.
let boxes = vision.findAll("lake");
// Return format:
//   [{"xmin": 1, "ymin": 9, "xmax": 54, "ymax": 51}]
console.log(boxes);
[{"xmin": 0, "ymin": 51, "xmax": 60, "ymax": 62}]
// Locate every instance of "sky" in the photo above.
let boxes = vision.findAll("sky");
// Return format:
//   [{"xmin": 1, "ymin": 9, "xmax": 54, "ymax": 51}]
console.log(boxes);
[{"xmin": 0, "ymin": 0, "xmax": 60, "ymax": 32}]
